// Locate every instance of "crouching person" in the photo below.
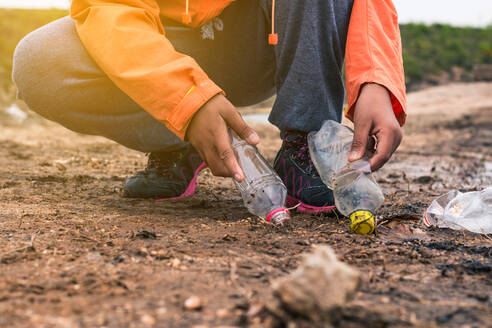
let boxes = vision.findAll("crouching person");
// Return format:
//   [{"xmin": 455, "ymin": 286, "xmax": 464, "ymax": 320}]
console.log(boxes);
[{"xmin": 12, "ymin": 0, "xmax": 405, "ymax": 213}]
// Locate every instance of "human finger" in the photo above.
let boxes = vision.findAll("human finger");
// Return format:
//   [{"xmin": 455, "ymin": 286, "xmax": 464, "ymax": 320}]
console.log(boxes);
[
  {"xmin": 220, "ymin": 107, "xmax": 260, "ymax": 145},
  {"xmin": 349, "ymin": 121, "xmax": 371, "ymax": 162},
  {"xmin": 369, "ymin": 128, "xmax": 401, "ymax": 171},
  {"xmin": 214, "ymin": 126, "xmax": 244, "ymax": 181}
]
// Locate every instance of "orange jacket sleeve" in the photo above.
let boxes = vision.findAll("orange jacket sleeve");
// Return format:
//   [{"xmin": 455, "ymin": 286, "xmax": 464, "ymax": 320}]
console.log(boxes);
[
  {"xmin": 70, "ymin": 0, "xmax": 224, "ymax": 140},
  {"xmin": 345, "ymin": 0, "xmax": 407, "ymax": 126}
]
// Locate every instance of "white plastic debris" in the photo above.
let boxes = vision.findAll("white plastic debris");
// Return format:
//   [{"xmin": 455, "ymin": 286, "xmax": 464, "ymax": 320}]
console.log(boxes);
[
  {"xmin": 4, "ymin": 104, "xmax": 27, "ymax": 123},
  {"xmin": 423, "ymin": 187, "xmax": 492, "ymax": 234},
  {"xmin": 423, "ymin": 190, "xmax": 462, "ymax": 229},
  {"xmin": 485, "ymin": 162, "xmax": 492, "ymax": 180}
]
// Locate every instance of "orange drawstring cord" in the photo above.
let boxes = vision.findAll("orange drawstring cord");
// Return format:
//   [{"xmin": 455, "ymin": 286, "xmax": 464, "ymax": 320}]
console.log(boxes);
[
  {"xmin": 183, "ymin": 0, "xmax": 277, "ymax": 44},
  {"xmin": 268, "ymin": 0, "xmax": 278, "ymax": 45},
  {"xmin": 182, "ymin": 0, "xmax": 191, "ymax": 24}
]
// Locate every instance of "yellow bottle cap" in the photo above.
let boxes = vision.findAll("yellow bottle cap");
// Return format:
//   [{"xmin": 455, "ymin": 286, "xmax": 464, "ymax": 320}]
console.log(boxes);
[{"xmin": 349, "ymin": 210, "xmax": 375, "ymax": 234}]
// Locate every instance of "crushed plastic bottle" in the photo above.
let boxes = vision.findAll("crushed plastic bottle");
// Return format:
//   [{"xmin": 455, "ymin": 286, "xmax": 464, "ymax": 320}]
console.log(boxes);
[
  {"xmin": 423, "ymin": 190, "xmax": 462, "ymax": 229},
  {"xmin": 332, "ymin": 160, "xmax": 385, "ymax": 234},
  {"xmin": 230, "ymin": 131, "xmax": 290, "ymax": 225},
  {"xmin": 424, "ymin": 187, "xmax": 492, "ymax": 234},
  {"xmin": 308, "ymin": 121, "xmax": 354, "ymax": 190},
  {"xmin": 308, "ymin": 120, "xmax": 384, "ymax": 234}
]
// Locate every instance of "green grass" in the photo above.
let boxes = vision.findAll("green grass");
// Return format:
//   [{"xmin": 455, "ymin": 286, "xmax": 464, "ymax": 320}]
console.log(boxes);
[
  {"xmin": 400, "ymin": 23, "xmax": 492, "ymax": 86},
  {"xmin": 0, "ymin": 8, "xmax": 491, "ymax": 104}
]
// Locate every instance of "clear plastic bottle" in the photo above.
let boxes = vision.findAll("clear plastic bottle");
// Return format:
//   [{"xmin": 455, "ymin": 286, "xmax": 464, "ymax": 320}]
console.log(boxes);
[
  {"xmin": 444, "ymin": 187, "xmax": 492, "ymax": 233},
  {"xmin": 423, "ymin": 190, "xmax": 462, "ymax": 229},
  {"xmin": 308, "ymin": 120, "xmax": 384, "ymax": 234},
  {"xmin": 308, "ymin": 121, "xmax": 354, "ymax": 190},
  {"xmin": 331, "ymin": 160, "xmax": 384, "ymax": 234},
  {"xmin": 424, "ymin": 187, "xmax": 492, "ymax": 234},
  {"xmin": 230, "ymin": 131, "xmax": 290, "ymax": 225}
]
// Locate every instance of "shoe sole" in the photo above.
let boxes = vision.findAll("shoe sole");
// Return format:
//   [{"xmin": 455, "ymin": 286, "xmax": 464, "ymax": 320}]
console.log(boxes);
[
  {"xmin": 156, "ymin": 162, "xmax": 207, "ymax": 201},
  {"xmin": 286, "ymin": 195, "xmax": 335, "ymax": 214}
]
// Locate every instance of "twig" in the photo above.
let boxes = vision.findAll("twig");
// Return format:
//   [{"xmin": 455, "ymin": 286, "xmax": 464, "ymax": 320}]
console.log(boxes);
[
  {"xmin": 229, "ymin": 260, "xmax": 253, "ymax": 299},
  {"xmin": 227, "ymin": 249, "xmax": 281, "ymax": 274},
  {"xmin": 74, "ymin": 231, "xmax": 100, "ymax": 243},
  {"xmin": 0, "ymin": 235, "xmax": 37, "ymax": 262},
  {"xmin": 287, "ymin": 203, "xmax": 301, "ymax": 211},
  {"xmin": 0, "ymin": 245, "xmax": 34, "ymax": 260},
  {"xmin": 420, "ymin": 299, "xmax": 490, "ymax": 311},
  {"xmin": 378, "ymin": 213, "xmax": 420, "ymax": 227},
  {"xmin": 314, "ymin": 223, "xmax": 330, "ymax": 231}
]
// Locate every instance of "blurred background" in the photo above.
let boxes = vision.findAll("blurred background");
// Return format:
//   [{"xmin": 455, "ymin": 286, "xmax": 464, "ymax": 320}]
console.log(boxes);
[{"xmin": 0, "ymin": 0, "xmax": 491, "ymax": 114}]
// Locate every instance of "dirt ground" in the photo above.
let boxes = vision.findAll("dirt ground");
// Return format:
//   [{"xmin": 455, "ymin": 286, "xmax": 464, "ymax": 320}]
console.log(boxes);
[{"xmin": 0, "ymin": 83, "xmax": 491, "ymax": 327}]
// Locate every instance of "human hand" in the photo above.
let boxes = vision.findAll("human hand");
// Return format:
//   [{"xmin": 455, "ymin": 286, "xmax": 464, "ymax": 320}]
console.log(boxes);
[
  {"xmin": 186, "ymin": 94, "xmax": 260, "ymax": 182},
  {"xmin": 348, "ymin": 83, "xmax": 403, "ymax": 171}
]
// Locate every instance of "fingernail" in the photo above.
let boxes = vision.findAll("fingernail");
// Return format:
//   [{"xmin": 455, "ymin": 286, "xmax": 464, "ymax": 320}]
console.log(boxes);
[
  {"xmin": 247, "ymin": 132, "xmax": 260, "ymax": 144},
  {"xmin": 348, "ymin": 151, "xmax": 358, "ymax": 161},
  {"xmin": 234, "ymin": 173, "xmax": 242, "ymax": 181}
]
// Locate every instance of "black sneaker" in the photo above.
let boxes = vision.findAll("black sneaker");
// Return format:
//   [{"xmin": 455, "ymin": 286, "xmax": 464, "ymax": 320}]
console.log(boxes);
[
  {"xmin": 273, "ymin": 130, "xmax": 335, "ymax": 214},
  {"xmin": 123, "ymin": 145, "xmax": 206, "ymax": 199}
]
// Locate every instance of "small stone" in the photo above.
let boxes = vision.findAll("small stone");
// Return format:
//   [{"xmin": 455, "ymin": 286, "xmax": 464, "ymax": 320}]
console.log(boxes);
[
  {"xmin": 271, "ymin": 246, "xmax": 360, "ymax": 321},
  {"xmin": 55, "ymin": 161, "xmax": 67, "ymax": 171},
  {"xmin": 250, "ymin": 317, "xmax": 261, "ymax": 325},
  {"xmin": 216, "ymin": 308, "xmax": 229, "ymax": 319},
  {"xmin": 184, "ymin": 295, "xmax": 203, "ymax": 310},
  {"xmin": 171, "ymin": 258, "xmax": 181, "ymax": 268},
  {"xmin": 156, "ymin": 307, "xmax": 167, "ymax": 315},
  {"xmin": 246, "ymin": 303, "xmax": 264, "ymax": 317},
  {"xmin": 86, "ymin": 251, "xmax": 102, "ymax": 262},
  {"xmin": 141, "ymin": 314, "xmax": 156, "ymax": 325}
]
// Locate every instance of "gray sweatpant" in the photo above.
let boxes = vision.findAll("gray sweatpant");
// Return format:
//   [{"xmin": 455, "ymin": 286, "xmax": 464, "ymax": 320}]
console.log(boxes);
[{"xmin": 12, "ymin": 0, "xmax": 353, "ymax": 153}]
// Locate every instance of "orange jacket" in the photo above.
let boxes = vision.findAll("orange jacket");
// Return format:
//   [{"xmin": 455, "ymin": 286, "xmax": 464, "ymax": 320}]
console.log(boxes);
[{"xmin": 70, "ymin": 0, "xmax": 406, "ymax": 140}]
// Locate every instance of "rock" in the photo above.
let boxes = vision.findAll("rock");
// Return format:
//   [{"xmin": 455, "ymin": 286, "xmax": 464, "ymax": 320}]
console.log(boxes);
[
  {"xmin": 54, "ymin": 159, "xmax": 69, "ymax": 171},
  {"xmin": 85, "ymin": 251, "xmax": 102, "ymax": 262},
  {"xmin": 414, "ymin": 175, "xmax": 433, "ymax": 184},
  {"xmin": 473, "ymin": 64, "xmax": 492, "ymax": 82},
  {"xmin": 55, "ymin": 162, "xmax": 67, "ymax": 171},
  {"xmin": 140, "ymin": 314, "xmax": 156, "ymax": 325},
  {"xmin": 216, "ymin": 308, "xmax": 229, "ymax": 319},
  {"xmin": 156, "ymin": 307, "xmax": 167, "ymax": 315},
  {"xmin": 425, "ymin": 71, "xmax": 450, "ymax": 86},
  {"xmin": 271, "ymin": 246, "xmax": 360, "ymax": 321},
  {"xmin": 247, "ymin": 303, "xmax": 264, "ymax": 318},
  {"xmin": 184, "ymin": 296, "xmax": 203, "ymax": 310},
  {"xmin": 450, "ymin": 66, "xmax": 465, "ymax": 82},
  {"xmin": 170, "ymin": 258, "xmax": 181, "ymax": 268}
]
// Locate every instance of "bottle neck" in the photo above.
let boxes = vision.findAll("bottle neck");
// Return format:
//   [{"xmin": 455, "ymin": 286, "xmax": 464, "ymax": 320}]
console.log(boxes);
[{"xmin": 267, "ymin": 208, "xmax": 290, "ymax": 225}]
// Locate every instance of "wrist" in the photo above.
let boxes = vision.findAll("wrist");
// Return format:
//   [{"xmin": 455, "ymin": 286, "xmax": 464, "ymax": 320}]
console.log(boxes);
[
  {"xmin": 355, "ymin": 83, "xmax": 394, "ymax": 117},
  {"xmin": 360, "ymin": 83, "xmax": 390, "ymax": 99}
]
